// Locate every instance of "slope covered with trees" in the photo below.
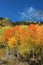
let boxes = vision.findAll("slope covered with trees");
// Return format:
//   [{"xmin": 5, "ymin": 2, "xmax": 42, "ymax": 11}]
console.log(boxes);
[{"xmin": 0, "ymin": 17, "xmax": 43, "ymax": 65}]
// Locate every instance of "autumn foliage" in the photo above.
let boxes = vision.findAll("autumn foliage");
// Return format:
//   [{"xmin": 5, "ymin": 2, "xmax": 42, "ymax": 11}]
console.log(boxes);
[{"xmin": 1, "ymin": 24, "xmax": 43, "ymax": 57}]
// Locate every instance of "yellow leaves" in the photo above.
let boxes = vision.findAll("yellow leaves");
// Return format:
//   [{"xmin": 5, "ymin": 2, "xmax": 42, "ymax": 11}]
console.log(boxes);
[
  {"xmin": 1, "ymin": 26, "xmax": 12, "ymax": 42},
  {"xmin": 1, "ymin": 24, "xmax": 43, "ymax": 58},
  {"xmin": 20, "ymin": 25, "xmax": 27, "ymax": 29},
  {"xmin": 18, "ymin": 42, "xmax": 32, "ymax": 57},
  {"xmin": 7, "ymin": 37, "xmax": 17, "ymax": 48},
  {"xmin": 18, "ymin": 43, "xmax": 28, "ymax": 55},
  {"xmin": 2, "ymin": 24, "xmax": 43, "ymax": 50}
]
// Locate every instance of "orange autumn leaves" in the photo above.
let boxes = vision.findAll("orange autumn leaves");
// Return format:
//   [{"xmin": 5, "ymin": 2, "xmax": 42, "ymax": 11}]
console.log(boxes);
[
  {"xmin": 1, "ymin": 24, "xmax": 43, "ymax": 48},
  {"xmin": 7, "ymin": 37, "xmax": 17, "ymax": 48}
]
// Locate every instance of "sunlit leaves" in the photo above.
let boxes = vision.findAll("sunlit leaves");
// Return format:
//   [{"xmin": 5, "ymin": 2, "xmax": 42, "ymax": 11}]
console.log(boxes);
[
  {"xmin": 7, "ymin": 37, "xmax": 17, "ymax": 48},
  {"xmin": 2, "ymin": 24, "xmax": 43, "ymax": 48},
  {"xmin": 1, "ymin": 24, "xmax": 43, "ymax": 58},
  {"xmin": 0, "ymin": 26, "xmax": 12, "ymax": 42}
]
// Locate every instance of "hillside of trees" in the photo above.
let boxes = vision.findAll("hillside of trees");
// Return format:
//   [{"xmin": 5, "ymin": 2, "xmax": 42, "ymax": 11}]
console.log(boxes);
[
  {"xmin": 0, "ymin": 17, "xmax": 43, "ymax": 65},
  {"xmin": 0, "ymin": 17, "xmax": 43, "ymax": 26}
]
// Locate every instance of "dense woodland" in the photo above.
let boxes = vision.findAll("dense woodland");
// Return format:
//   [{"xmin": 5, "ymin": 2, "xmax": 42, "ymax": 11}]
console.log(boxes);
[{"xmin": 0, "ymin": 17, "xmax": 43, "ymax": 65}]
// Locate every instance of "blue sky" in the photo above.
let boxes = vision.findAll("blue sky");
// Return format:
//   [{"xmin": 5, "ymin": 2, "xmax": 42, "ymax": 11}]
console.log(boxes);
[{"xmin": 0, "ymin": 0, "xmax": 43, "ymax": 22}]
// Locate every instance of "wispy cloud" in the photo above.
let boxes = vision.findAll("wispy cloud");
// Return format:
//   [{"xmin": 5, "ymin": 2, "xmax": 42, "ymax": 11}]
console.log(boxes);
[{"xmin": 19, "ymin": 7, "xmax": 43, "ymax": 22}]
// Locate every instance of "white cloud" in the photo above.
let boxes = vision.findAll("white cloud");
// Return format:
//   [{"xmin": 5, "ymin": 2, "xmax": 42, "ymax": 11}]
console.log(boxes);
[
  {"xmin": 21, "ymin": 12, "xmax": 26, "ymax": 18},
  {"xmin": 19, "ymin": 7, "xmax": 43, "ymax": 22}
]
